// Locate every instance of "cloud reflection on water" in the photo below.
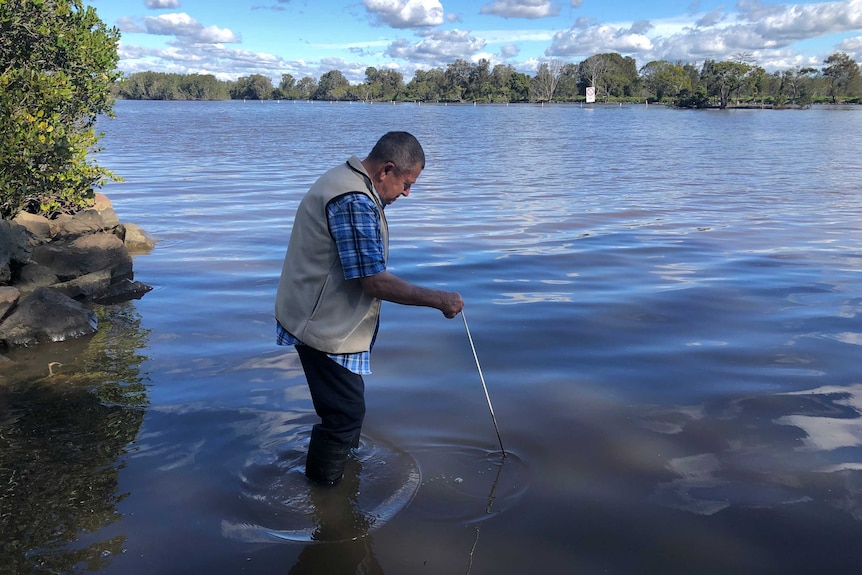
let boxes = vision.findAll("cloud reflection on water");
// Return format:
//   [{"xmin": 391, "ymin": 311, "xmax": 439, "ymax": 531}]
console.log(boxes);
[{"xmin": 643, "ymin": 383, "xmax": 862, "ymax": 519}]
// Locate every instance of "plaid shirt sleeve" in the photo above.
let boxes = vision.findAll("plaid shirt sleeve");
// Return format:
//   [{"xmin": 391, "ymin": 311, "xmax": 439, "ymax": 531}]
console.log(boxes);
[{"xmin": 326, "ymin": 193, "xmax": 385, "ymax": 280}]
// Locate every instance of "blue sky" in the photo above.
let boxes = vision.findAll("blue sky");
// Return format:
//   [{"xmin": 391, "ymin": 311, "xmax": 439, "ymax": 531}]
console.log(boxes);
[{"xmin": 90, "ymin": 0, "xmax": 862, "ymax": 83}]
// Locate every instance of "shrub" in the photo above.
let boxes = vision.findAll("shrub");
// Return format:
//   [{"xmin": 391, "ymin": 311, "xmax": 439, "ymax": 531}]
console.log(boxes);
[{"xmin": 0, "ymin": 0, "xmax": 121, "ymax": 219}]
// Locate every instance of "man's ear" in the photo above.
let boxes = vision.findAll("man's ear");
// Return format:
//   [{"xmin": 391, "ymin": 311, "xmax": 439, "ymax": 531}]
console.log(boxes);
[{"xmin": 382, "ymin": 161, "xmax": 396, "ymax": 175}]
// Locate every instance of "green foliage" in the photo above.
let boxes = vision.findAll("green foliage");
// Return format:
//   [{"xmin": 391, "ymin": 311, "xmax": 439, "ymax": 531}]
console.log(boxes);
[
  {"xmin": 314, "ymin": 69, "xmax": 350, "ymax": 100},
  {"xmin": 597, "ymin": 53, "xmax": 640, "ymax": 98},
  {"xmin": 443, "ymin": 59, "xmax": 472, "ymax": 102},
  {"xmin": 363, "ymin": 67, "xmax": 404, "ymax": 101},
  {"xmin": 674, "ymin": 86, "xmax": 710, "ymax": 108},
  {"xmin": 465, "ymin": 58, "xmax": 493, "ymax": 102},
  {"xmin": 640, "ymin": 61, "xmax": 691, "ymax": 102},
  {"xmin": 273, "ymin": 72, "xmax": 298, "ymax": 99},
  {"xmin": 772, "ymin": 67, "xmax": 816, "ymax": 107},
  {"xmin": 296, "ymin": 76, "xmax": 318, "ymax": 99},
  {"xmin": 230, "ymin": 73, "xmax": 274, "ymax": 100},
  {"xmin": 552, "ymin": 64, "xmax": 579, "ymax": 101},
  {"xmin": 0, "ymin": 0, "xmax": 121, "ymax": 219},
  {"xmin": 508, "ymin": 71, "xmax": 531, "ymax": 102},
  {"xmin": 822, "ymin": 52, "xmax": 862, "ymax": 103},
  {"xmin": 562, "ymin": 53, "xmax": 642, "ymax": 101},
  {"xmin": 404, "ymin": 68, "xmax": 446, "ymax": 101},
  {"xmin": 116, "ymin": 71, "xmax": 229, "ymax": 100},
  {"xmin": 701, "ymin": 59, "xmax": 754, "ymax": 108}
]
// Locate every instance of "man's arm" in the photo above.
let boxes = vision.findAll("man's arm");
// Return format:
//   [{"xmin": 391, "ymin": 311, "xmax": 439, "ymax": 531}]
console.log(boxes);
[{"xmin": 360, "ymin": 271, "xmax": 464, "ymax": 318}]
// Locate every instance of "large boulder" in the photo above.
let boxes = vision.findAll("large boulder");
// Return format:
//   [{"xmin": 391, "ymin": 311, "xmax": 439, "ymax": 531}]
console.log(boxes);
[
  {"xmin": 15, "ymin": 262, "xmax": 59, "ymax": 293},
  {"xmin": 0, "ymin": 286, "xmax": 98, "ymax": 347},
  {"xmin": 52, "ymin": 209, "xmax": 112, "ymax": 237},
  {"xmin": 11, "ymin": 212, "xmax": 51, "ymax": 242},
  {"xmin": 31, "ymin": 233, "xmax": 133, "ymax": 282}
]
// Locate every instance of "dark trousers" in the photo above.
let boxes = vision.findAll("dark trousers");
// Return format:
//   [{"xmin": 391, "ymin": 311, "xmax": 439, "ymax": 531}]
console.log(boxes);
[{"xmin": 295, "ymin": 345, "xmax": 366, "ymax": 447}]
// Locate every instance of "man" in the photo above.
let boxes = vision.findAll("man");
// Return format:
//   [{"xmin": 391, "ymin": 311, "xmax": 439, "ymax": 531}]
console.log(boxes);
[{"xmin": 275, "ymin": 131, "xmax": 464, "ymax": 486}]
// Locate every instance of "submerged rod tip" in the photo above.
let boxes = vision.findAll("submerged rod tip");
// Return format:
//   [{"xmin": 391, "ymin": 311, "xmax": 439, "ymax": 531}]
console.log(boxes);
[{"xmin": 462, "ymin": 311, "xmax": 506, "ymax": 456}]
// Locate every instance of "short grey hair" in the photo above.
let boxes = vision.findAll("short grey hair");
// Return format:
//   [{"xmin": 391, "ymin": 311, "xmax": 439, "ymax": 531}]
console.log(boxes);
[{"xmin": 367, "ymin": 131, "xmax": 425, "ymax": 173}]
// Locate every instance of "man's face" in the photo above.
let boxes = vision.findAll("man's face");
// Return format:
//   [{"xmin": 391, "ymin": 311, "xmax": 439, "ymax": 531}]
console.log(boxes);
[{"xmin": 377, "ymin": 163, "xmax": 422, "ymax": 205}]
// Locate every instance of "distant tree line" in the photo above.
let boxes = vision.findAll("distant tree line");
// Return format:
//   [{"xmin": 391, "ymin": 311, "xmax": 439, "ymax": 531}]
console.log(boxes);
[{"xmin": 114, "ymin": 51, "xmax": 862, "ymax": 109}]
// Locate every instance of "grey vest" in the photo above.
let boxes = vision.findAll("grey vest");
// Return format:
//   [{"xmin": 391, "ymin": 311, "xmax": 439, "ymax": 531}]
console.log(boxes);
[{"xmin": 275, "ymin": 156, "xmax": 389, "ymax": 354}]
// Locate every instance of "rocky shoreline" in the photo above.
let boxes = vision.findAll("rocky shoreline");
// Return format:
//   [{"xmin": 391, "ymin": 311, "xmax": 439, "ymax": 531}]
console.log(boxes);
[{"xmin": 0, "ymin": 193, "xmax": 154, "ymax": 350}]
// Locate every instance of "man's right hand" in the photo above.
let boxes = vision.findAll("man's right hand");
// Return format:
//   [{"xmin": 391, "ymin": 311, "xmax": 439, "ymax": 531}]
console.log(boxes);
[{"xmin": 440, "ymin": 291, "xmax": 464, "ymax": 319}]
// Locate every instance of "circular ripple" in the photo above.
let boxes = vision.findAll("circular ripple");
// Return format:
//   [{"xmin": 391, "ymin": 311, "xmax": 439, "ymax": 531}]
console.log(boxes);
[
  {"xmin": 408, "ymin": 443, "xmax": 530, "ymax": 524},
  {"xmin": 222, "ymin": 434, "xmax": 420, "ymax": 543}
]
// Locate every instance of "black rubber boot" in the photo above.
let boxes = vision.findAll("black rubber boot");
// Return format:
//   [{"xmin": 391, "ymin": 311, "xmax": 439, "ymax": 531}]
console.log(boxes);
[{"xmin": 305, "ymin": 427, "xmax": 351, "ymax": 486}]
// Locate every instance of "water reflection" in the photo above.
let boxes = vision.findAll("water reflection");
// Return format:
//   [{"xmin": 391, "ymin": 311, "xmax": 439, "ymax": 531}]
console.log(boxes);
[
  {"xmin": 643, "ymin": 383, "xmax": 862, "ymax": 519},
  {"xmin": 224, "ymin": 431, "xmax": 422, "ymax": 545},
  {"xmin": 0, "ymin": 303, "xmax": 150, "ymax": 574},
  {"xmin": 288, "ymin": 536, "xmax": 382, "ymax": 575},
  {"xmin": 777, "ymin": 384, "xmax": 862, "ymax": 456},
  {"xmin": 286, "ymin": 460, "xmax": 384, "ymax": 575}
]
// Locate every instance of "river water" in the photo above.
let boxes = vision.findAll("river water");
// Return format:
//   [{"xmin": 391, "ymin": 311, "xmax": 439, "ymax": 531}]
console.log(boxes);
[{"xmin": 3, "ymin": 100, "xmax": 862, "ymax": 574}]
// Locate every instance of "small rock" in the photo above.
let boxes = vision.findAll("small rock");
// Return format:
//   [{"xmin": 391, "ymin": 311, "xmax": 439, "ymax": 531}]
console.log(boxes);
[
  {"xmin": 93, "ymin": 193, "xmax": 120, "ymax": 228},
  {"xmin": 51, "ymin": 269, "xmax": 113, "ymax": 300},
  {"xmin": 91, "ymin": 278, "xmax": 153, "ymax": 304},
  {"xmin": 121, "ymin": 223, "xmax": 156, "ymax": 253},
  {"xmin": 0, "ymin": 220, "xmax": 34, "ymax": 283},
  {"xmin": 0, "ymin": 286, "xmax": 20, "ymax": 322}
]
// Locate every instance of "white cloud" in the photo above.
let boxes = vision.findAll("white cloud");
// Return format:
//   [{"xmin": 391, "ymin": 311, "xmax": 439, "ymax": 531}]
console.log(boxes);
[
  {"xmin": 319, "ymin": 57, "xmax": 371, "ymax": 82},
  {"xmin": 696, "ymin": 7, "xmax": 726, "ymax": 28},
  {"xmin": 145, "ymin": 0, "xmax": 181, "ymax": 8},
  {"xmin": 143, "ymin": 13, "xmax": 240, "ymax": 44},
  {"xmin": 385, "ymin": 29, "xmax": 487, "ymax": 64},
  {"xmin": 480, "ymin": 0, "xmax": 561, "ymax": 19},
  {"xmin": 754, "ymin": 50, "xmax": 822, "ymax": 71},
  {"xmin": 116, "ymin": 16, "xmax": 145, "ymax": 34},
  {"xmin": 836, "ymin": 34, "xmax": 862, "ymax": 62},
  {"xmin": 548, "ymin": 23, "xmax": 653, "ymax": 59},
  {"xmin": 500, "ymin": 43, "xmax": 521, "ymax": 57},
  {"xmin": 752, "ymin": 0, "xmax": 862, "ymax": 42},
  {"xmin": 734, "ymin": 0, "xmax": 787, "ymax": 22},
  {"xmin": 363, "ymin": 0, "xmax": 444, "ymax": 29},
  {"xmin": 838, "ymin": 34, "xmax": 862, "ymax": 52},
  {"xmin": 479, "ymin": 28, "xmax": 555, "ymax": 43},
  {"xmin": 628, "ymin": 20, "xmax": 653, "ymax": 35}
]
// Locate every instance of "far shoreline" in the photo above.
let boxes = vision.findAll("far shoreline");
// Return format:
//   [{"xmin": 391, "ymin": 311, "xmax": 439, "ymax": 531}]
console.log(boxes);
[{"xmin": 109, "ymin": 98, "xmax": 861, "ymax": 111}]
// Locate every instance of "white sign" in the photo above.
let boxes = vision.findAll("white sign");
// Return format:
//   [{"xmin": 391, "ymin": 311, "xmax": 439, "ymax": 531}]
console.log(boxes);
[{"xmin": 586, "ymin": 86, "xmax": 596, "ymax": 103}]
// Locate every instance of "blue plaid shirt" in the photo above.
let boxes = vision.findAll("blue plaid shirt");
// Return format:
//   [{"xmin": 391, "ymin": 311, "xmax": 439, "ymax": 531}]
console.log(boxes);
[{"xmin": 277, "ymin": 192, "xmax": 385, "ymax": 375}]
